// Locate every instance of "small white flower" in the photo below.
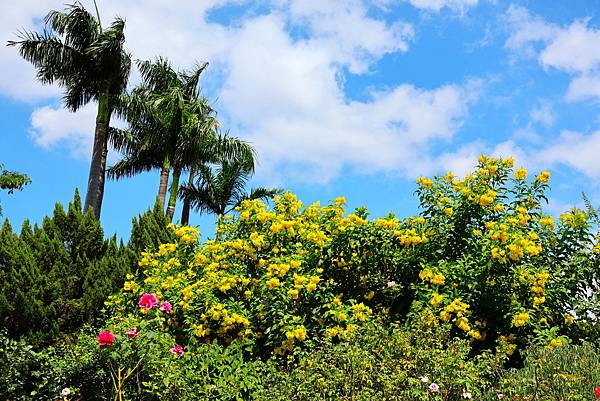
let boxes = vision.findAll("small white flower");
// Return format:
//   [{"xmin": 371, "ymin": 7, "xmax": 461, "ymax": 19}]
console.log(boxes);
[
  {"xmin": 462, "ymin": 390, "xmax": 472, "ymax": 399},
  {"xmin": 387, "ymin": 281, "xmax": 397, "ymax": 288},
  {"xmin": 420, "ymin": 376, "xmax": 429, "ymax": 383},
  {"xmin": 62, "ymin": 387, "xmax": 71, "ymax": 396}
]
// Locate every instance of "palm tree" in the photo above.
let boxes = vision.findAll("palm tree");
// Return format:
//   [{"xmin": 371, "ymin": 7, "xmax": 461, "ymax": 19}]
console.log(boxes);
[
  {"xmin": 180, "ymin": 150, "xmax": 281, "ymax": 218},
  {"xmin": 179, "ymin": 130, "xmax": 259, "ymax": 224},
  {"xmin": 8, "ymin": 2, "xmax": 131, "ymax": 219},
  {"xmin": 109, "ymin": 58, "xmax": 255, "ymax": 222},
  {"xmin": 109, "ymin": 58, "xmax": 211, "ymax": 216}
]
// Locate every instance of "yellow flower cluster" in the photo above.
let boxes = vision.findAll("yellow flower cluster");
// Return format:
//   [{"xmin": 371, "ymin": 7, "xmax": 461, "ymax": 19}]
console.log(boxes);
[
  {"xmin": 416, "ymin": 176, "xmax": 434, "ymax": 190},
  {"xmin": 393, "ymin": 229, "xmax": 427, "ymax": 246},
  {"xmin": 545, "ymin": 337, "xmax": 564, "ymax": 350},
  {"xmin": 559, "ymin": 209, "xmax": 588, "ymax": 229},
  {"xmin": 419, "ymin": 268, "xmax": 445, "ymax": 286},
  {"xmin": 514, "ymin": 167, "xmax": 527, "ymax": 180},
  {"xmin": 536, "ymin": 171, "xmax": 551, "ymax": 183},
  {"xmin": 498, "ymin": 334, "xmax": 517, "ymax": 355},
  {"xmin": 512, "ymin": 312, "xmax": 530, "ymax": 327},
  {"xmin": 351, "ymin": 302, "xmax": 372, "ymax": 322}
]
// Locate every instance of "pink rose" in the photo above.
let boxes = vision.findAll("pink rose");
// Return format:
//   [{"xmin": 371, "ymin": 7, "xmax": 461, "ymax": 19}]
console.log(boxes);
[
  {"xmin": 126, "ymin": 328, "xmax": 139, "ymax": 339},
  {"xmin": 139, "ymin": 293, "xmax": 158, "ymax": 310},
  {"xmin": 98, "ymin": 330, "xmax": 115, "ymax": 346},
  {"xmin": 429, "ymin": 383, "xmax": 440, "ymax": 392},
  {"xmin": 159, "ymin": 301, "xmax": 173, "ymax": 313},
  {"xmin": 170, "ymin": 344, "xmax": 184, "ymax": 357}
]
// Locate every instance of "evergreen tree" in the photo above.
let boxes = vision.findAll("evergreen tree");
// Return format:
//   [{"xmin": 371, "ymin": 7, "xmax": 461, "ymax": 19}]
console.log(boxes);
[{"xmin": 0, "ymin": 190, "xmax": 175, "ymax": 345}]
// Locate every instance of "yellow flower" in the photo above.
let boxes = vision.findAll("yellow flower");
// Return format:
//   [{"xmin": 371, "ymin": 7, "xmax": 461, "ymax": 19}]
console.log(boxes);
[
  {"xmin": 416, "ymin": 176, "xmax": 433, "ymax": 190},
  {"xmin": 536, "ymin": 171, "xmax": 551, "ymax": 183},
  {"xmin": 456, "ymin": 317, "xmax": 471, "ymax": 332},
  {"xmin": 430, "ymin": 293, "xmax": 444, "ymax": 308},
  {"xmin": 539, "ymin": 216, "xmax": 555, "ymax": 230},
  {"xmin": 512, "ymin": 312, "xmax": 530, "ymax": 327},
  {"xmin": 546, "ymin": 338, "xmax": 564, "ymax": 350},
  {"xmin": 364, "ymin": 291, "xmax": 375, "ymax": 301},
  {"xmin": 294, "ymin": 326, "xmax": 307, "ymax": 341},
  {"xmin": 504, "ymin": 157, "xmax": 515, "ymax": 167},
  {"xmin": 431, "ymin": 274, "xmax": 446, "ymax": 286},
  {"xmin": 288, "ymin": 289, "xmax": 299, "ymax": 300},
  {"xmin": 566, "ymin": 315, "xmax": 574, "ymax": 325},
  {"xmin": 266, "ymin": 277, "xmax": 280, "ymax": 289},
  {"xmin": 439, "ymin": 310, "xmax": 451, "ymax": 322},
  {"xmin": 468, "ymin": 330, "xmax": 482, "ymax": 340},
  {"xmin": 333, "ymin": 196, "xmax": 346, "ymax": 206},
  {"xmin": 514, "ymin": 167, "xmax": 527, "ymax": 180}
]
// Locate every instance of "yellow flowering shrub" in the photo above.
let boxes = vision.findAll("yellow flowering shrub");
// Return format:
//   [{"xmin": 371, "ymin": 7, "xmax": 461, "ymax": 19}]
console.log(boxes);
[
  {"xmin": 104, "ymin": 155, "xmax": 600, "ymax": 361},
  {"xmin": 410, "ymin": 155, "xmax": 599, "ymax": 356}
]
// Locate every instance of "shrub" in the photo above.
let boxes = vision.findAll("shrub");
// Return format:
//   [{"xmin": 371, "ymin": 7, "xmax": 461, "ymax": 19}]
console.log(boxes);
[
  {"xmin": 263, "ymin": 321, "xmax": 502, "ymax": 401},
  {"xmin": 105, "ymin": 156, "xmax": 600, "ymax": 362},
  {"xmin": 491, "ymin": 343, "xmax": 600, "ymax": 400}
]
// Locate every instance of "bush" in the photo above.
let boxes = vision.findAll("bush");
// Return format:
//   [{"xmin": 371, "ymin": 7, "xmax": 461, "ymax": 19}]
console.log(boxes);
[
  {"xmin": 263, "ymin": 321, "xmax": 502, "ymax": 401},
  {"xmin": 492, "ymin": 343, "xmax": 600, "ymax": 400},
  {"xmin": 104, "ymin": 156, "xmax": 600, "ymax": 363}
]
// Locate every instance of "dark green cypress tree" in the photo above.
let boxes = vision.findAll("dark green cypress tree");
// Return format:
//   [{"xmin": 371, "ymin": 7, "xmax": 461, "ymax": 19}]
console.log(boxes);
[
  {"xmin": 129, "ymin": 198, "xmax": 176, "ymax": 256},
  {"xmin": 0, "ymin": 190, "xmax": 178, "ymax": 345},
  {"xmin": 0, "ymin": 219, "xmax": 47, "ymax": 340}
]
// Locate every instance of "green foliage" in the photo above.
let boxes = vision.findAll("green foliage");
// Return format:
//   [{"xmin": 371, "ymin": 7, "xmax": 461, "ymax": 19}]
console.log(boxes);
[
  {"xmin": 263, "ymin": 322, "xmax": 502, "ymax": 401},
  {"xmin": 128, "ymin": 198, "xmax": 177, "ymax": 255},
  {"xmin": 0, "ymin": 191, "xmax": 174, "ymax": 345},
  {"xmin": 492, "ymin": 344, "xmax": 600, "ymax": 400},
  {"xmin": 0, "ymin": 163, "xmax": 31, "ymax": 215}
]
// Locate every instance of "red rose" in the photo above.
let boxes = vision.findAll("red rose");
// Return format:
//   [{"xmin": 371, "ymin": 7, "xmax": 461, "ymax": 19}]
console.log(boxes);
[
  {"xmin": 98, "ymin": 330, "xmax": 115, "ymax": 346},
  {"xmin": 139, "ymin": 293, "xmax": 158, "ymax": 310},
  {"xmin": 159, "ymin": 301, "xmax": 173, "ymax": 313},
  {"xmin": 126, "ymin": 328, "xmax": 139, "ymax": 339},
  {"xmin": 170, "ymin": 345, "xmax": 184, "ymax": 357},
  {"xmin": 594, "ymin": 387, "xmax": 600, "ymax": 400}
]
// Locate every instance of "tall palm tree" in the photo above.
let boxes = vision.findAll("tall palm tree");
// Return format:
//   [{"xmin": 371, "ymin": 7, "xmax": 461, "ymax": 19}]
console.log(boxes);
[
  {"xmin": 180, "ymin": 150, "xmax": 280, "ymax": 218},
  {"xmin": 8, "ymin": 2, "xmax": 131, "ymax": 219},
  {"xmin": 109, "ymin": 58, "xmax": 210, "ymax": 216},
  {"xmin": 179, "ymin": 130, "xmax": 258, "ymax": 224},
  {"xmin": 109, "ymin": 58, "xmax": 255, "ymax": 222}
]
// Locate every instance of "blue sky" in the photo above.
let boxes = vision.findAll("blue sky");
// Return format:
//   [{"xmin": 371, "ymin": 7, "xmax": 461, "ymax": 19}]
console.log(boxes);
[{"xmin": 1, "ymin": 0, "xmax": 600, "ymax": 240}]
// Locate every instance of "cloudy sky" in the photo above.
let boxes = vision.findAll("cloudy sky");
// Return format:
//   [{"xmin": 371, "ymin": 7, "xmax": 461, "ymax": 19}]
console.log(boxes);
[{"xmin": 1, "ymin": 0, "xmax": 600, "ymax": 238}]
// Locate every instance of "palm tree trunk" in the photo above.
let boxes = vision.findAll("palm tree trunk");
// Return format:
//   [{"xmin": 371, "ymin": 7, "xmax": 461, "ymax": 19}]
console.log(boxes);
[
  {"xmin": 84, "ymin": 91, "xmax": 111, "ymax": 219},
  {"xmin": 157, "ymin": 157, "xmax": 170, "ymax": 209},
  {"xmin": 166, "ymin": 166, "xmax": 181, "ymax": 222},
  {"xmin": 180, "ymin": 165, "xmax": 196, "ymax": 225}
]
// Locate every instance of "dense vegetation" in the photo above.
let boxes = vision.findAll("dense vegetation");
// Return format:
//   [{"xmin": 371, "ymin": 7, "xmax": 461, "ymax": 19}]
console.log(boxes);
[
  {"xmin": 2, "ymin": 157, "xmax": 600, "ymax": 400},
  {"xmin": 0, "ymin": 192, "xmax": 172, "ymax": 345}
]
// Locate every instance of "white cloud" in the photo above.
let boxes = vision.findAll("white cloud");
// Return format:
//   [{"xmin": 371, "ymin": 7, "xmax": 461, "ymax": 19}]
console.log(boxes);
[
  {"xmin": 566, "ymin": 74, "xmax": 600, "ymax": 102},
  {"xmin": 3, "ymin": 0, "xmax": 474, "ymax": 184},
  {"xmin": 220, "ymin": 14, "xmax": 472, "ymax": 182},
  {"xmin": 30, "ymin": 103, "xmax": 97, "ymax": 158},
  {"xmin": 403, "ymin": 0, "xmax": 478, "ymax": 12},
  {"xmin": 506, "ymin": 5, "xmax": 600, "ymax": 101},
  {"xmin": 505, "ymin": 5, "xmax": 558, "ymax": 57},
  {"xmin": 537, "ymin": 130, "xmax": 600, "ymax": 180},
  {"xmin": 538, "ymin": 19, "xmax": 600, "ymax": 74},
  {"xmin": 529, "ymin": 103, "xmax": 555, "ymax": 127},
  {"xmin": 0, "ymin": 0, "xmax": 62, "ymax": 101}
]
